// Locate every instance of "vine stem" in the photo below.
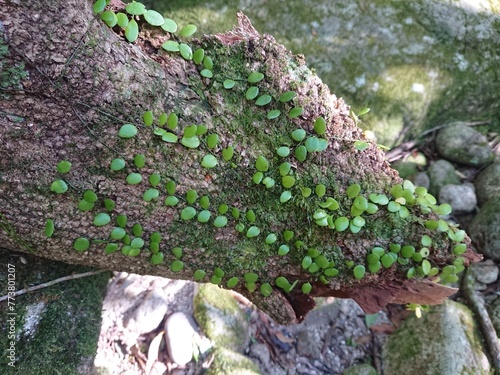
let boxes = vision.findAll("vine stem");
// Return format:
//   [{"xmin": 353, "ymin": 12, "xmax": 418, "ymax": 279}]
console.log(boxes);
[{"xmin": 0, "ymin": 269, "xmax": 109, "ymax": 302}]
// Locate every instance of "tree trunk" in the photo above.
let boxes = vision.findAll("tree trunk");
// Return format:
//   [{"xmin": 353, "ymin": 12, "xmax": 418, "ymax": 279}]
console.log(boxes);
[{"xmin": 0, "ymin": 0, "xmax": 480, "ymax": 324}]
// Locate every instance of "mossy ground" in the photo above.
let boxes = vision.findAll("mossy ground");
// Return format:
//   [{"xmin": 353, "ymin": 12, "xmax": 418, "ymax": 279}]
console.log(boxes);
[
  {"xmin": 145, "ymin": 0, "xmax": 500, "ymax": 147},
  {"xmin": 0, "ymin": 249, "xmax": 111, "ymax": 375}
]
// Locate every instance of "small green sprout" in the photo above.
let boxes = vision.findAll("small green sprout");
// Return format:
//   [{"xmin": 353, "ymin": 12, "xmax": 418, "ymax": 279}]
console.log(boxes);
[
  {"xmin": 118, "ymin": 124, "xmax": 137, "ymax": 138},
  {"xmin": 134, "ymin": 154, "xmax": 145, "ymax": 168},
  {"xmin": 265, "ymin": 233, "xmax": 277, "ymax": 244},
  {"xmin": 282, "ymin": 176, "xmax": 295, "ymax": 188},
  {"xmin": 291, "ymin": 129, "xmax": 306, "ymax": 142},
  {"xmin": 197, "ymin": 210, "xmax": 211, "ymax": 223},
  {"xmin": 222, "ymin": 146, "xmax": 234, "ymax": 161},
  {"xmin": 227, "ymin": 277, "xmax": 239, "ymax": 288},
  {"xmin": 162, "ymin": 41, "xmax": 180, "ymax": 52},
  {"xmin": 288, "ymin": 107, "xmax": 303, "ymax": 118},
  {"xmin": 314, "ymin": 117, "xmax": 326, "ymax": 135},
  {"xmin": 279, "ymin": 162, "xmax": 291, "ymax": 176},
  {"xmin": 193, "ymin": 48, "xmax": 205, "ymax": 64},
  {"xmin": 180, "ymin": 135, "xmax": 200, "ymax": 148},
  {"xmin": 143, "ymin": 188, "xmax": 159, "ymax": 202},
  {"xmin": 301, "ymin": 283, "xmax": 312, "ymax": 294},
  {"xmin": 179, "ymin": 43, "xmax": 193, "ymax": 60},
  {"xmin": 255, "ymin": 156, "xmax": 269, "ymax": 172},
  {"xmin": 200, "ymin": 69, "xmax": 213, "ymax": 78},
  {"xmin": 110, "ymin": 158, "xmax": 126, "ymax": 171},
  {"xmin": 111, "ymin": 227, "xmax": 126, "ymax": 240},
  {"xmin": 165, "ymin": 196, "xmax": 179, "ymax": 206},
  {"xmin": 277, "ymin": 147, "xmax": 290, "ymax": 157},
  {"xmin": 280, "ymin": 191, "xmax": 292, "ymax": 203},
  {"xmin": 260, "ymin": 283, "xmax": 272, "ymax": 297},
  {"xmin": 267, "ymin": 109, "xmax": 281, "ymax": 119},
  {"xmin": 151, "ymin": 252, "xmax": 164, "ymax": 265},
  {"xmin": 213, "ymin": 216, "xmax": 228, "ymax": 227},
  {"xmin": 255, "ymin": 95, "xmax": 272, "ymax": 106},
  {"xmin": 105, "ymin": 243, "xmax": 119, "ymax": 254},
  {"xmin": 57, "ymin": 161, "xmax": 72, "ymax": 174},
  {"xmin": 203, "ymin": 56, "xmax": 213, "ymax": 70},
  {"xmin": 294, "ymin": 146, "xmax": 307, "ymax": 162},
  {"xmin": 278, "ymin": 244, "xmax": 289, "ymax": 256},
  {"xmin": 223, "ymin": 79, "xmax": 236, "ymax": 89},
  {"xmin": 252, "ymin": 172, "xmax": 263, "ymax": 184},
  {"xmin": 245, "ymin": 86, "xmax": 259, "ymax": 100},
  {"xmin": 199, "ymin": 196, "xmax": 210, "ymax": 209}
]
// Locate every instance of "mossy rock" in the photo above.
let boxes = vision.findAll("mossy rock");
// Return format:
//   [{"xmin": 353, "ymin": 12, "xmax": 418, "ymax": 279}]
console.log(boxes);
[
  {"xmin": 469, "ymin": 197, "xmax": 500, "ymax": 261},
  {"xmin": 206, "ymin": 348, "xmax": 261, "ymax": 375},
  {"xmin": 0, "ymin": 249, "xmax": 111, "ymax": 375},
  {"xmin": 382, "ymin": 300, "xmax": 491, "ymax": 375},
  {"xmin": 193, "ymin": 284, "xmax": 250, "ymax": 352}
]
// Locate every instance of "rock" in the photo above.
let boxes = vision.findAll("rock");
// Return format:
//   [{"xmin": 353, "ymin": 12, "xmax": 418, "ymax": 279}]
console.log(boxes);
[
  {"xmin": 206, "ymin": 348, "xmax": 261, "ymax": 375},
  {"xmin": 193, "ymin": 284, "xmax": 250, "ymax": 352},
  {"xmin": 383, "ymin": 300, "xmax": 491, "ymax": 374},
  {"xmin": 296, "ymin": 329, "xmax": 323, "ymax": 358},
  {"xmin": 125, "ymin": 288, "xmax": 168, "ymax": 335},
  {"xmin": 427, "ymin": 159, "xmax": 460, "ymax": 196},
  {"xmin": 438, "ymin": 183, "xmax": 477, "ymax": 213},
  {"xmin": 471, "ymin": 259, "xmax": 498, "ymax": 285},
  {"xmin": 164, "ymin": 312, "xmax": 198, "ymax": 365},
  {"xmin": 469, "ymin": 197, "xmax": 500, "ymax": 260},
  {"xmin": 488, "ymin": 297, "xmax": 500, "ymax": 337},
  {"xmin": 342, "ymin": 363, "xmax": 377, "ymax": 375},
  {"xmin": 474, "ymin": 162, "xmax": 500, "ymax": 206},
  {"xmin": 435, "ymin": 123, "xmax": 494, "ymax": 167},
  {"xmin": 408, "ymin": 172, "xmax": 430, "ymax": 190},
  {"xmin": 393, "ymin": 152, "xmax": 427, "ymax": 178}
]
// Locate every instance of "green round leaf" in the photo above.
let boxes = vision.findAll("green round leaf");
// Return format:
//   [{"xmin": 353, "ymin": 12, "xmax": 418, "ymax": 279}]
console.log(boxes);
[
  {"xmin": 110, "ymin": 227, "xmax": 126, "ymax": 240},
  {"xmin": 247, "ymin": 72, "xmax": 264, "ymax": 83},
  {"xmin": 255, "ymin": 155, "xmax": 269, "ymax": 172},
  {"xmin": 74, "ymin": 237, "xmax": 90, "ymax": 251},
  {"xmin": 116, "ymin": 12, "xmax": 129, "ymax": 28},
  {"xmin": 301, "ymin": 282, "xmax": 312, "ymax": 294},
  {"xmin": 291, "ymin": 128, "xmax": 306, "ymax": 141},
  {"xmin": 260, "ymin": 283, "xmax": 272, "ymax": 297},
  {"xmin": 334, "ymin": 217, "xmax": 349, "ymax": 232},
  {"xmin": 280, "ymin": 191, "xmax": 292, "ymax": 203},
  {"xmin": 83, "ymin": 190, "xmax": 98, "ymax": 203},
  {"xmin": 151, "ymin": 252, "xmax": 164, "ymax": 265},
  {"xmin": 213, "ymin": 216, "xmax": 228, "ymax": 228},
  {"xmin": 245, "ymin": 86, "xmax": 259, "ymax": 100},
  {"xmin": 278, "ymin": 244, "xmax": 290, "ymax": 256},
  {"xmin": 279, "ymin": 91, "xmax": 296, "ymax": 102},
  {"xmin": 143, "ymin": 188, "xmax": 159, "ymax": 202},
  {"xmin": 354, "ymin": 140, "xmax": 369, "ymax": 151},
  {"xmin": 162, "ymin": 40, "xmax": 180, "ymax": 52},
  {"xmin": 346, "ymin": 184, "xmax": 361, "ymax": 198},
  {"xmin": 180, "ymin": 136, "xmax": 200, "ymax": 148},
  {"xmin": 200, "ymin": 69, "xmax": 213, "ymax": 78},
  {"xmin": 110, "ymin": 158, "xmax": 125, "ymax": 171},
  {"xmin": 57, "ymin": 160, "xmax": 72, "ymax": 174},
  {"xmin": 105, "ymin": 243, "xmax": 119, "ymax": 254},
  {"xmin": 305, "ymin": 137, "xmax": 319, "ymax": 152},
  {"xmin": 262, "ymin": 177, "xmax": 275, "ymax": 188},
  {"xmin": 294, "ymin": 146, "xmax": 307, "ymax": 162},
  {"xmin": 246, "ymin": 226, "xmax": 260, "ymax": 238},
  {"xmin": 222, "ymin": 146, "xmax": 234, "ymax": 161},
  {"xmin": 144, "ymin": 9, "xmax": 164, "ymax": 26},
  {"xmin": 181, "ymin": 206, "xmax": 196, "ymax": 220},
  {"xmin": 255, "ymin": 94, "xmax": 272, "ymax": 106},
  {"xmin": 267, "ymin": 109, "xmax": 281, "ymax": 119},
  {"xmin": 193, "ymin": 48, "xmax": 205, "ymax": 64},
  {"xmin": 45, "ymin": 219, "xmax": 54, "ymax": 237},
  {"xmin": 282, "ymin": 176, "xmax": 295, "ymax": 188},
  {"xmin": 126, "ymin": 173, "xmax": 142, "ymax": 185},
  {"xmin": 252, "ymin": 171, "xmax": 263, "ymax": 184},
  {"xmin": 149, "ymin": 173, "xmax": 161, "ymax": 187},
  {"xmin": 118, "ymin": 124, "xmax": 137, "ymax": 138},
  {"xmin": 134, "ymin": 154, "xmax": 145, "ymax": 168},
  {"xmin": 276, "ymin": 147, "xmax": 290, "ymax": 157},
  {"xmin": 166, "ymin": 180, "xmax": 176, "ymax": 195},
  {"xmin": 288, "ymin": 107, "xmax": 303, "ymax": 119},
  {"xmin": 206, "ymin": 134, "xmax": 219, "ymax": 149},
  {"xmin": 93, "ymin": 212, "xmax": 111, "ymax": 226},
  {"xmin": 179, "ymin": 43, "xmax": 193, "ymax": 60},
  {"xmin": 50, "ymin": 180, "xmax": 68, "ymax": 194},
  {"xmin": 197, "ymin": 210, "xmax": 211, "ymax": 223},
  {"xmin": 161, "ymin": 132, "xmax": 178, "ymax": 143},
  {"xmin": 315, "ymin": 184, "xmax": 326, "ymax": 197},
  {"xmin": 194, "ymin": 269, "xmax": 206, "ymax": 281},
  {"xmin": 186, "ymin": 190, "xmax": 197, "ymax": 204},
  {"xmin": 93, "ymin": 0, "xmax": 106, "ymax": 14},
  {"xmin": 124, "ymin": 18, "xmax": 139, "ymax": 42},
  {"xmin": 314, "ymin": 117, "xmax": 326, "ymax": 135},
  {"xmin": 265, "ymin": 233, "xmax": 277, "ymax": 244},
  {"xmin": 279, "ymin": 162, "xmax": 291, "ymax": 176},
  {"xmin": 201, "ymin": 154, "xmax": 218, "ymax": 168},
  {"xmin": 125, "ymin": 2, "xmax": 146, "ymax": 15},
  {"xmin": 226, "ymin": 277, "xmax": 239, "ymax": 288},
  {"xmin": 353, "ymin": 265, "xmax": 366, "ymax": 280},
  {"xmin": 161, "ymin": 18, "xmax": 177, "ymax": 33},
  {"xmin": 223, "ymin": 79, "xmax": 235, "ymax": 89},
  {"xmin": 199, "ymin": 195, "xmax": 210, "ymax": 209},
  {"xmin": 164, "ymin": 196, "xmax": 179, "ymax": 206},
  {"xmin": 179, "ymin": 24, "xmax": 197, "ymax": 37},
  {"xmin": 171, "ymin": 260, "xmax": 184, "ymax": 272},
  {"xmin": 142, "ymin": 111, "xmax": 154, "ymax": 126},
  {"xmin": 100, "ymin": 10, "xmax": 118, "ymax": 27},
  {"xmin": 203, "ymin": 56, "xmax": 213, "ymax": 70}
]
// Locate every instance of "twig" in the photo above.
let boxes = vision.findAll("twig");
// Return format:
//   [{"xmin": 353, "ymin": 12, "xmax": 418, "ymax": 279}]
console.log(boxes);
[
  {"xmin": 0, "ymin": 269, "xmax": 109, "ymax": 302},
  {"xmin": 462, "ymin": 267, "xmax": 500, "ymax": 372}
]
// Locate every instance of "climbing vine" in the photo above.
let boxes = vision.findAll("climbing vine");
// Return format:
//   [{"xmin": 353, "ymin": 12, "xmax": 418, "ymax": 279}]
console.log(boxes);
[{"xmin": 42, "ymin": 0, "xmax": 470, "ymax": 302}]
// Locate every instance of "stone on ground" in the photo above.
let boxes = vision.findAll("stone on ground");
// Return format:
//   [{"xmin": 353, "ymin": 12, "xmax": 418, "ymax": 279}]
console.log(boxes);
[{"xmin": 382, "ymin": 300, "xmax": 491, "ymax": 374}]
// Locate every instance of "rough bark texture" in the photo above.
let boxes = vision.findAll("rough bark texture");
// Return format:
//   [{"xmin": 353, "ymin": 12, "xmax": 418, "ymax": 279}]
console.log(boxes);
[{"xmin": 0, "ymin": 0, "xmax": 480, "ymax": 324}]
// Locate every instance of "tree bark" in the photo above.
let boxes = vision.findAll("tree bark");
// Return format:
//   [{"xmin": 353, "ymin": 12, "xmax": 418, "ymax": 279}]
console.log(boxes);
[{"xmin": 0, "ymin": 0, "xmax": 480, "ymax": 324}]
